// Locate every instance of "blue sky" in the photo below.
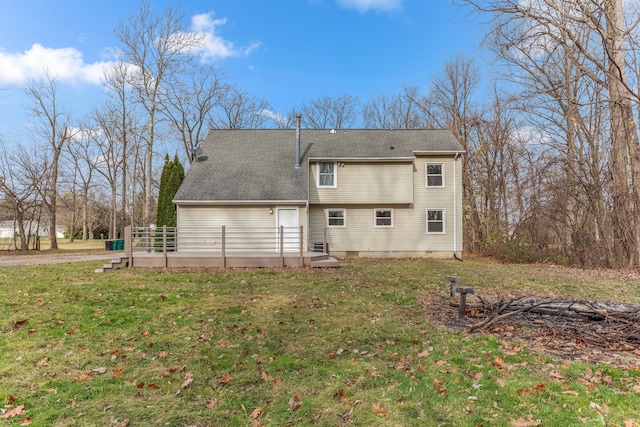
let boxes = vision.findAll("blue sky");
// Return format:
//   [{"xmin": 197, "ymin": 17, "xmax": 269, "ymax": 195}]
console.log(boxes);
[{"xmin": 0, "ymin": 0, "xmax": 488, "ymax": 144}]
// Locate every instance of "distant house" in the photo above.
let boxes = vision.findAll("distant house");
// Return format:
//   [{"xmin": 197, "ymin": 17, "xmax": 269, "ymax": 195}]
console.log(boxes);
[
  {"xmin": 173, "ymin": 122, "xmax": 464, "ymax": 258},
  {"xmin": 0, "ymin": 221, "xmax": 65, "ymax": 239}
]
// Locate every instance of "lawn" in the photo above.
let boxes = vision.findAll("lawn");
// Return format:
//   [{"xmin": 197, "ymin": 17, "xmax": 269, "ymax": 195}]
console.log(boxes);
[{"xmin": 1, "ymin": 258, "xmax": 639, "ymax": 426}]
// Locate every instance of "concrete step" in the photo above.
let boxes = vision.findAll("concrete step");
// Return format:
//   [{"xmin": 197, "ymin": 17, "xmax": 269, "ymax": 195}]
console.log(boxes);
[
  {"xmin": 310, "ymin": 257, "xmax": 341, "ymax": 268},
  {"xmin": 94, "ymin": 268, "xmax": 104, "ymax": 273}
]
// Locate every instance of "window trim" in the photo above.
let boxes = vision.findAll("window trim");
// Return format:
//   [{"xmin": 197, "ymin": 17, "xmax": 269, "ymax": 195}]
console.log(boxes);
[
  {"xmin": 317, "ymin": 161, "xmax": 337, "ymax": 188},
  {"xmin": 425, "ymin": 162, "xmax": 445, "ymax": 188},
  {"xmin": 373, "ymin": 208, "xmax": 394, "ymax": 228},
  {"xmin": 426, "ymin": 208, "xmax": 446, "ymax": 234},
  {"xmin": 326, "ymin": 208, "xmax": 346, "ymax": 228}
]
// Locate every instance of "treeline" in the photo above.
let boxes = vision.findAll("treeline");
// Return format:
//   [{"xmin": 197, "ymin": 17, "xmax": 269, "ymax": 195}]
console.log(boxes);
[{"xmin": 1, "ymin": 1, "xmax": 639, "ymax": 268}]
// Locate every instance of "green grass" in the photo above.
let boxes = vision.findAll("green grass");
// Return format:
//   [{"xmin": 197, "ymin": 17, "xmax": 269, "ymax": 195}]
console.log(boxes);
[{"xmin": 1, "ymin": 258, "xmax": 639, "ymax": 426}]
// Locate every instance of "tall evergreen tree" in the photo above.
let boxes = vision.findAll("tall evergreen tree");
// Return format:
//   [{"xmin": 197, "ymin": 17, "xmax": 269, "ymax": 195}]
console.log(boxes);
[{"xmin": 156, "ymin": 154, "xmax": 184, "ymax": 227}]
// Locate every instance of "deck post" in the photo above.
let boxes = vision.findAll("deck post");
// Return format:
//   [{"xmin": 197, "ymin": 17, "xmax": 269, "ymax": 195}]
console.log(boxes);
[
  {"xmin": 163, "ymin": 225, "xmax": 167, "ymax": 267},
  {"xmin": 323, "ymin": 227, "xmax": 327, "ymax": 254},
  {"xmin": 299, "ymin": 226, "xmax": 304, "ymax": 266},
  {"xmin": 125, "ymin": 225, "xmax": 132, "ymax": 268},
  {"xmin": 280, "ymin": 226, "xmax": 284, "ymax": 267},
  {"xmin": 222, "ymin": 226, "xmax": 226, "ymax": 268}
]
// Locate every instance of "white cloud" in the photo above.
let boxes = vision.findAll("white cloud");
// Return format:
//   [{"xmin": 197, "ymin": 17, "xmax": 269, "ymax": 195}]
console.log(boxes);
[
  {"xmin": 0, "ymin": 43, "xmax": 113, "ymax": 85},
  {"xmin": 0, "ymin": 12, "xmax": 257, "ymax": 86},
  {"xmin": 258, "ymin": 109, "xmax": 286, "ymax": 125},
  {"xmin": 336, "ymin": 0, "xmax": 401, "ymax": 13},
  {"xmin": 190, "ymin": 13, "xmax": 260, "ymax": 60}
]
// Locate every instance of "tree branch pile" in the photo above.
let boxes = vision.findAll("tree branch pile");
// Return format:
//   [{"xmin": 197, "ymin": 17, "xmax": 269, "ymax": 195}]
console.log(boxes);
[{"xmin": 467, "ymin": 297, "xmax": 640, "ymax": 352}]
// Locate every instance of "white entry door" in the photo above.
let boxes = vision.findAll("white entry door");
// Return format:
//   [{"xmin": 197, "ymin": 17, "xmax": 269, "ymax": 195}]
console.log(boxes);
[{"xmin": 276, "ymin": 207, "xmax": 299, "ymax": 252}]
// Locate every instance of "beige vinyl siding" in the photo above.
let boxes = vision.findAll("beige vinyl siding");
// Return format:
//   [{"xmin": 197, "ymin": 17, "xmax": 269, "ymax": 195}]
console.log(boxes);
[
  {"xmin": 308, "ymin": 156, "xmax": 463, "ymax": 256},
  {"xmin": 176, "ymin": 204, "xmax": 308, "ymax": 252},
  {"xmin": 309, "ymin": 162, "xmax": 413, "ymax": 204}
]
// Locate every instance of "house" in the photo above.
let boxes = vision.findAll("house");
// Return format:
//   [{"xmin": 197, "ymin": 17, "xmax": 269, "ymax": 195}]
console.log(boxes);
[{"xmin": 173, "ymin": 120, "xmax": 464, "ymax": 259}]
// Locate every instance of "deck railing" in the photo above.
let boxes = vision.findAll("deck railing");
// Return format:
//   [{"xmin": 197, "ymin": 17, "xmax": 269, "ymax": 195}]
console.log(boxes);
[{"xmin": 124, "ymin": 225, "xmax": 312, "ymax": 267}]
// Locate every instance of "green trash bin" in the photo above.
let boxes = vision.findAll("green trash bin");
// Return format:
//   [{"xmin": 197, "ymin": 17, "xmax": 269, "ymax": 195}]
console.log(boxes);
[{"xmin": 115, "ymin": 239, "xmax": 124, "ymax": 251}]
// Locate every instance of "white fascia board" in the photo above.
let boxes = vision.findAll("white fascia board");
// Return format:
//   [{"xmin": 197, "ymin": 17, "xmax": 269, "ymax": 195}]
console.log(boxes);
[
  {"xmin": 412, "ymin": 150, "xmax": 466, "ymax": 156},
  {"xmin": 308, "ymin": 157, "xmax": 414, "ymax": 163},
  {"xmin": 173, "ymin": 199, "xmax": 307, "ymax": 206}
]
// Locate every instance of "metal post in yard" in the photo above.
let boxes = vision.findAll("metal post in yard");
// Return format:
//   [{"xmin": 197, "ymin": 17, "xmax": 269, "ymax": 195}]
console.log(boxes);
[
  {"xmin": 280, "ymin": 226, "xmax": 284, "ymax": 267},
  {"xmin": 222, "ymin": 226, "xmax": 226, "ymax": 268},
  {"xmin": 299, "ymin": 225, "xmax": 304, "ymax": 266},
  {"xmin": 125, "ymin": 225, "xmax": 132, "ymax": 268},
  {"xmin": 163, "ymin": 225, "xmax": 167, "ymax": 267}
]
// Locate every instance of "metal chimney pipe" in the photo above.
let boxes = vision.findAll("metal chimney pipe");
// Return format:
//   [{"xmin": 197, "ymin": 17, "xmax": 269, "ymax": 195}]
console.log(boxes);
[{"xmin": 295, "ymin": 114, "xmax": 301, "ymax": 169}]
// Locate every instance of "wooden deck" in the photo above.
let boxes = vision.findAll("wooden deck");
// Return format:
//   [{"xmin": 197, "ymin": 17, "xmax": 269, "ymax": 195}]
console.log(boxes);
[
  {"xmin": 98, "ymin": 251, "xmax": 340, "ymax": 272},
  {"xmin": 95, "ymin": 225, "xmax": 340, "ymax": 272}
]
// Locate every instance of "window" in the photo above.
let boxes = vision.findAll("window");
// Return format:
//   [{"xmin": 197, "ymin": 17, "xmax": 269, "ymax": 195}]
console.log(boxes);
[
  {"xmin": 326, "ymin": 209, "xmax": 345, "ymax": 227},
  {"xmin": 318, "ymin": 162, "xmax": 337, "ymax": 188},
  {"xmin": 374, "ymin": 209, "xmax": 394, "ymax": 228},
  {"xmin": 426, "ymin": 209, "xmax": 445, "ymax": 234},
  {"xmin": 425, "ymin": 163, "xmax": 444, "ymax": 187}
]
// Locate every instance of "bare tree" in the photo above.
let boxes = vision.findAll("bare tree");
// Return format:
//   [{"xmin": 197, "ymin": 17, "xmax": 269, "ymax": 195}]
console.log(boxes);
[
  {"xmin": 362, "ymin": 87, "xmax": 425, "ymax": 129},
  {"xmin": 459, "ymin": 0, "xmax": 640, "ymax": 266},
  {"xmin": 299, "ymin": 94, "xmax": 359, "ymax": 129},
  {"xmin": 163, "ymin": 63, "xmax": 226, "ymax": 162},
  {"xmin": 0, "ymin": 145, "xmax": 45, "ymax": 251},
  {"xmin": 209, "ymin": 86, "xmax": 273, "ymax": 129},
  {"xmin": 114, "ymin": 2, "xmax": 204, "ymax": 227},
  {"xmin": 24, "ymin": 73, "xmax": 74, "ymax": 249}
]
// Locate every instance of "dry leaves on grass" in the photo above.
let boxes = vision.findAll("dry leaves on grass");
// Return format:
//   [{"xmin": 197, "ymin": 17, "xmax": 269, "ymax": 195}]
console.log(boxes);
[
  {"xmin": 1, "ymin": 404, "xmax": 26, "ymax": 418},
  {"xmin": 508, "ymin": 416, "xmax": 542, "ymax": 426}
]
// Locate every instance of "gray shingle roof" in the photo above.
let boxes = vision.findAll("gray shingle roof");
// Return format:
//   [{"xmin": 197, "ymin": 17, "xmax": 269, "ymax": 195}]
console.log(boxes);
[{"xmin": 173, "ymin": 129, "xmax": 463, "ymax": 203}]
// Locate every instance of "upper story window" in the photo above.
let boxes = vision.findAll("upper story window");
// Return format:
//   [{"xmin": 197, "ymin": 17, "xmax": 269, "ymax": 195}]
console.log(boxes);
[
  {"xmin": 425, "ymin": 163, "xmax": 444, "ymax": 187},
  {"xmin": 374, "ymin": 209, "xmax": 394, "ymax": 228},
  {"xmin": 318, "ymin": 162, "xmax": 337, "ymax": 188}
]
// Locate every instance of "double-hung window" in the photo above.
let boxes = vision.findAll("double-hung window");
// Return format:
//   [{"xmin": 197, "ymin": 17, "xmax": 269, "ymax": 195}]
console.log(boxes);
[
  {"xmin": 318, "ymin": 162, "xmax": 337, "ymax": 188},
  {"xmin": 425, "ymin": 163, "xmax": 444, "ymax": 187},
  {"xmin": 374, "ymin": 209, "xmax": 394, "ymax": 228},
  {"xmin": 326, "ymin": 209, "xmax": 346, "ymax": 227},
  {"xmin": 426, "ymin": 209, "xmax": 445, "ymax": 234}
]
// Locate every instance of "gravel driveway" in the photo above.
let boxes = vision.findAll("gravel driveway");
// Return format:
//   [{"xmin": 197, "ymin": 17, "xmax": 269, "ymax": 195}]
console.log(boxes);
[{"xmin": 0, "ymin": 253, "xmax": 114, "ymax": 267}]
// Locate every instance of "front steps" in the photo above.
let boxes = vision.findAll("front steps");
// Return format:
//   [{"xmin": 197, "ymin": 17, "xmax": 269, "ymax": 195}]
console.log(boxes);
[{"xmin": 94, "ymin": 256, "xmax": 128, "ymax": 273}]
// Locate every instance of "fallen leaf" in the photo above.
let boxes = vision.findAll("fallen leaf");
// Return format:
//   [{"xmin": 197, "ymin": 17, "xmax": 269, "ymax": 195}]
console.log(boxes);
[
  {"xmin": 250, "ymin": 407, "xmax": 264, "ymax": 419},
  {"xmin": 35, "ymin": 357, "xmax": 48, "ymax": 368},
  {"xmin": 418, "ymin": 349, "xmax": 430, "ymax": 358},
  {"xmin": 91, "ymin": 367, "xmax": 107, "ymax": 375},
  {"xmin": 181, "ymin": 372, "xmax": 194, "ymax": 388},
  {"xmin": 371, "ymin": 403, "xmax": 387, "ymax": 414},
  {"xmin": 76, "ymin": 373, "xmax": 92, "ymax": 382},
  {"xmin": 219, "ymin": 374, "xmax": 233, "ymax": 384},
  {"xmin": 113, "ymin": 368, "xmax": 123, "ymax": 378},
  {"xmin": 206, "ymin": 399, "xmax": 220, "ymax": 409},
  {"xmin": 534, "ymin": 383, "xmax": 546, "ymax": 393},
  {"xmin": 114, "ymin": 419, "xmax": 130, "ymax": 427},
  {"xmin": 561, "ymin": 390, "xmax": 579, "ymax": 396},
  {"xmin": 1, "ymin": 405, "xmax": 26, "ymax": 418},
  {"xmin": 493, "ymin": 356, "xmax": 507, "ymax": 369},
  {"xmin": 508, "ymin": 416, "xmax": 542, "ymax": 426},
  {"xmin": 11, "ymin": 320, "xmax": 28, "ymax": 330},
  {"xmin": 147, "ymin": 383, "xmax": 160, "ymax": 390},
  {"xmin": 158, "ymin": 351, "xmax": 169, "ymax": 359},
  {"xmin": 7, "ymin": 395, "xmax": 16, "ymax": 404},
  {"xmin": 549, "ymin": 371, "xmax": 565, "ymax": 379}
]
